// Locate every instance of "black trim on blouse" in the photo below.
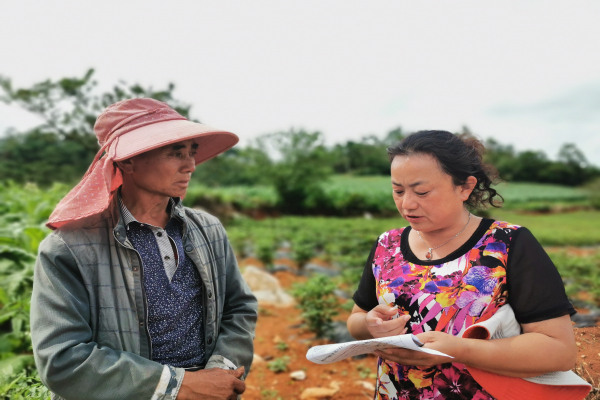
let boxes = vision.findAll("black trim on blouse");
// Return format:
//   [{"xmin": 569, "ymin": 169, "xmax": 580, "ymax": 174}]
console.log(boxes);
[
  {"xmin": 401, "ymin": 218, "xmax": 495, "ymax": 265},
  {"xmin": 352, "ymin": 219, "xmax": 576, "ymax": 324}
]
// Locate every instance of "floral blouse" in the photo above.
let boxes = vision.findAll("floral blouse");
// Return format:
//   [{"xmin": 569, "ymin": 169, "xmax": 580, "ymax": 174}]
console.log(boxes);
[{"xmin": 353, "ymin": 219, "xmax": 575, "ymax": 400}]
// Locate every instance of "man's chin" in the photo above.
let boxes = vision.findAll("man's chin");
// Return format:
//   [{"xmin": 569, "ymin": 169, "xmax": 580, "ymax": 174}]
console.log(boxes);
[{"xmin": 162, "ymin": 188, "xmax": 187, "ymax": 199}]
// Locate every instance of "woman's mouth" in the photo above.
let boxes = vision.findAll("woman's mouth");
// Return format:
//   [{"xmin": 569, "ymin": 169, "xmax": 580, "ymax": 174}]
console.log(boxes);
[{"xmin": 404, "ymin": 215, "xmax": 422, "ymax": 222}]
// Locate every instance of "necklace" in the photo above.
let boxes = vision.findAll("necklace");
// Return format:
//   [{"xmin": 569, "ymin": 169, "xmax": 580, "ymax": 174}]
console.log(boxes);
[{"xmin": 416, "ymin": 213, "xmax": 472, "ymax": 260}]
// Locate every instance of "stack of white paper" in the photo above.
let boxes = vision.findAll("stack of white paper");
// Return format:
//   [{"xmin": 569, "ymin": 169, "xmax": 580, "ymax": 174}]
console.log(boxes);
[{"xmin": 306, "ymin": 334, "xmax": 452, "ymax": 365}]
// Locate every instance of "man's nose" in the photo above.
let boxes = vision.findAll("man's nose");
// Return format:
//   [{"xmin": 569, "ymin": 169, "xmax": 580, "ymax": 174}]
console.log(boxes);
[{"xmin": 183, "ymin": 154, "xmax": 196, "ymax": 173}]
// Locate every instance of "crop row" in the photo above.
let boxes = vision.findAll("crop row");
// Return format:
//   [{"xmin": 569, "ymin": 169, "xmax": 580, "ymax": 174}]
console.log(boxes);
[{"xmin": 185, "ymin": 176, "xmax": 595, "ymax": 216}]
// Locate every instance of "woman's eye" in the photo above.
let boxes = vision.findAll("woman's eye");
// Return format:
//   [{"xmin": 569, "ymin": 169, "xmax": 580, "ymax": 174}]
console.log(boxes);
[
  {"xmin": 416, "ymin": 191, "xmax": 429, "ymax": 196},
  {"xmin": 394, "ymin": 191, "xmax": 404, "ymax": 196}
]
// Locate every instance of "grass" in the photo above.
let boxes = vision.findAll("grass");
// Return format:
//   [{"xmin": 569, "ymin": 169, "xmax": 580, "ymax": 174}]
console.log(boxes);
[
  {"xmin": 183, "ymin": 176, "xmax": 593, "ymax": 216},
  {"xmin": 490, "ymin": 209, "xmax": 600, "ymax": 246}
]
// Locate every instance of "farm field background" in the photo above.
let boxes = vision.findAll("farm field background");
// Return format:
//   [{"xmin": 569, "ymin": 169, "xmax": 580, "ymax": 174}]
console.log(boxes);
[
  {"xmin": 1, "ymin": 178, "xmax": 599, "ymax": 398},
  {"xmin": 185, "ymin": 175, "xmax": 595, "ymax": 216}
]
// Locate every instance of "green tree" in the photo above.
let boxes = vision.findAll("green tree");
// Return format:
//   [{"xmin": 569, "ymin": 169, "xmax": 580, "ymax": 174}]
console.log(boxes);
[
  {"xmin": 192, "ymin": 147, "xmax": 272, "ymax": 187},
  {"xmin": 256, "ymin": 129, "xmax": 332, "ymax": 214},
  {"xmin": 328, "ymin": 127, "xmax": 404, "ymax": 175}
]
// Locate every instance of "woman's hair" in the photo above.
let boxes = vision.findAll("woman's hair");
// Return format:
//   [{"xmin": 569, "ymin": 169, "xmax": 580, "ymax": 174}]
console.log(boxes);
[{"xmin": 387, "ymin": 130, "xmax": 503, "ymax": 209}]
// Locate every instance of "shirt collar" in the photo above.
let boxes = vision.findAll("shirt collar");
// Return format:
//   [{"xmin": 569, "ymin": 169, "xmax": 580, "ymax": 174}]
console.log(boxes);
[{"xmin": 117, "ymin": 190, "xmax": 178, "ymax": 229}]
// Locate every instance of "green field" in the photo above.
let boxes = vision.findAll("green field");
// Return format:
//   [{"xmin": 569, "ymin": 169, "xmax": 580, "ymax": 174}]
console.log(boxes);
[
  {"xmin": 490, "ymin": 209, "xmax": 600, "ymax": 246},
  {"xmin": 185, "ymin": 176, "xmax": 593, "ymax": 215},
  {"xmin": 0, "ymin": 179, "xmax": 599, "ymax": 398}
]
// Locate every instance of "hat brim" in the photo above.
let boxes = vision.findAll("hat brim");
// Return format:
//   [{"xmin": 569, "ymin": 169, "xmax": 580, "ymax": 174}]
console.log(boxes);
[{"xmin": 112, "ymin": 119, "xmax": 239, "ymax": 164}]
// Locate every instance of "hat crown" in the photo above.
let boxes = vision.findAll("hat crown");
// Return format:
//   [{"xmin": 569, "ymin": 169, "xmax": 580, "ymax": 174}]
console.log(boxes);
[{"xmin": 94, "ymin": 98, "xmax": 185, "ymax": 146}]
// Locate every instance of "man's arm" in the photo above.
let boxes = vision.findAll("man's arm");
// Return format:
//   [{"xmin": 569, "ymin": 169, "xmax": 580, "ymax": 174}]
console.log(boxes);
[
  {"xmin": 204, "ymin": 228, "xmax": 258, "ymax": 377},
  {"xmin": 31, "ymin": 234, "xmax": 183, "ymax": 400}
]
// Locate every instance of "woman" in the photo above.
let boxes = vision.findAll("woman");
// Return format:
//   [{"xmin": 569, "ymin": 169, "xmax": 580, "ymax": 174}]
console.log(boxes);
[{"xmin": 347, "ymin": 131, "xmax": 578, "ymax": 400}]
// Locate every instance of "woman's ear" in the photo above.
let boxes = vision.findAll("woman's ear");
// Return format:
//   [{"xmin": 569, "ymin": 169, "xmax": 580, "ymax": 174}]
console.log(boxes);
[
  {"xmin": 115, "ymin": 159, "xmax": 134, "ymax": 174},
  {"xmin": 460, "ymin": 176, "xmax": 477, "ymax": 201}
]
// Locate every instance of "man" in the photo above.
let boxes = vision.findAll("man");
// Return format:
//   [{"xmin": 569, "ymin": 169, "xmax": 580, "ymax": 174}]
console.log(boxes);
[{"xmin": 31, "ymin": 98, "xmax": 258, "ymax": 400}]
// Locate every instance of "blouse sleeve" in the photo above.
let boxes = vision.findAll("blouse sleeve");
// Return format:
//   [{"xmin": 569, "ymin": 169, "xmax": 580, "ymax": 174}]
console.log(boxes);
[
  {"xmin": 352, "ymin": 238, "xmax": 380, "ymax": 312},
  {"xmin": 507, "ymin": 227, "xmax": 576, "ymax": 324}
]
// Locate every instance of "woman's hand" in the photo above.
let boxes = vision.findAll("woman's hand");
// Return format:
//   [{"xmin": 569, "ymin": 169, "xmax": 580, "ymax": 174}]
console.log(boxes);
[
  {"xmin": 365, "ymin": 305, "xmax": 411, "ymax": 338},
  {"xmin": 373, "ymin": 331, "xmax": 463, "ymax": 367}
]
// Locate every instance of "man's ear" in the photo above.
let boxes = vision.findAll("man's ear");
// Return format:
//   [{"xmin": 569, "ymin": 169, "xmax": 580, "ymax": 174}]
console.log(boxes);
[
  {"xmin": 460, "ymin": 176, "xmax": 478, "ymax": 201},
  {"xmin": 115, "ymin": 159, "xmax": 134, "ymax": 174}
]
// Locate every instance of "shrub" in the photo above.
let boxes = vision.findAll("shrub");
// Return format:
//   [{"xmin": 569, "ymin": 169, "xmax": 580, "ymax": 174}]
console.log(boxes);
[
  {"xmin": 255, "ymin": 239, "xmax": 276, "ymax": 269},
  {"xmin": 585, "ymin": 178, "xmax": 600, "ymax": 210},
  {"xmin": 291, "ymin": 275, "xmax": 339, "ymax": 338},
  {"xmin": 291, "ymin": 239, "xmax": 316, "ymax": 270}
]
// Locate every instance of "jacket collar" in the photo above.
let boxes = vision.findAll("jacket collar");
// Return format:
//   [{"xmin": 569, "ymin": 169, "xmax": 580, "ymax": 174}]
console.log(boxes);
[{"xmin": 111, "ymin": 188, "xmax": 187, "ymax": 241}]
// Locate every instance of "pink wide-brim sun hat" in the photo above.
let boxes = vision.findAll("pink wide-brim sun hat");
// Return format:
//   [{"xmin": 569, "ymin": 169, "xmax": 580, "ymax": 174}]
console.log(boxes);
[
  {"xmin": 112, "ymin": 118, "xmax": 238, "ymax": 163},
  {"xmin": 46, "ymin": 98, "xmax": 238, "ymax": 230}
]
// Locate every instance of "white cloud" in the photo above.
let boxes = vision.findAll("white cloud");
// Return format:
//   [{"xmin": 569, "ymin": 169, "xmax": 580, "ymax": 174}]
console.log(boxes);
[{"xmin": 1, "ymin": 0, "xmax": 599, "ymax": 164}]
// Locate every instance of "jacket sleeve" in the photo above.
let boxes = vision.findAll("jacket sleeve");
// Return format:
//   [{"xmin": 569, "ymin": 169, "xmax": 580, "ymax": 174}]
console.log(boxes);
[
  {"xmin": 31, "ymin": 234, "xmax": 184, "ymax": 400},
  {"xmin": 205, "ymin": 228, "xmax": 257, "ymax": 378}
]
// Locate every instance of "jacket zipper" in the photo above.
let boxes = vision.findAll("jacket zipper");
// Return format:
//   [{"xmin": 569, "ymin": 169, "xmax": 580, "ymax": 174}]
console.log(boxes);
[{"xmin": 114, "ymin": 231, "xmax": 154, "ymax": 360}]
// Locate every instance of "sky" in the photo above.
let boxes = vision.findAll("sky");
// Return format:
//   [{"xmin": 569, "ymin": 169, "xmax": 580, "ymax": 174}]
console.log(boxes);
[{"xmin": 1, "ymin": 1, "xmax": 600, "ymax": 165}]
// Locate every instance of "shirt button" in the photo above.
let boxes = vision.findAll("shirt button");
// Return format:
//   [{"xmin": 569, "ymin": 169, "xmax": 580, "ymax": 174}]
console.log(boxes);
[
  {"xmin": 185, "ymin": 245, "xmax": 193, "ymax": 252},
  {"xmin": 133, "ymin": 267, "xmax": 138, "ymax": 272},
  {"xmin": 157, "ymin": 232, "xmax": 163, "ymax": 237},
  {"xmin": 178, "ymin": 212, "xmax": 184, "ymax": 218},
  {"xmin": 139, "ymin": 322, "xmax": 144, "ymax": 327},
  {"xmin": 207, "ymin": 336, "xmax": 213, "ymax": 345},
  {"xmin": 164, "ymin": 256, "xmax": 170, "ymax": 261},
  {"xmin": 208, "ymin": 290, "xmax": 213, "ymax": 299}
]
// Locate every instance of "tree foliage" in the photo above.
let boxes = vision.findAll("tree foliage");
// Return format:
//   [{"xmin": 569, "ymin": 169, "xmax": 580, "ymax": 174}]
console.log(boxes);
[
  {"xmin": 1, "ymin": 71, "xmax": 598, "ymax": 192},
  {"xmin": 483, "ymin": 138, "xmax": 598, "ymax": 186},
  {"xmin": 255, "ymin": 129, "xmax": 332, "ymax": 214}
]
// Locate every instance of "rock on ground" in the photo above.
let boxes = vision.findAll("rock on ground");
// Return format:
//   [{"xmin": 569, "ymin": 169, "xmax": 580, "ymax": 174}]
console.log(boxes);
[{"xmin": 242, "ymin": 265, "xmax": 295, "ymax": 307}]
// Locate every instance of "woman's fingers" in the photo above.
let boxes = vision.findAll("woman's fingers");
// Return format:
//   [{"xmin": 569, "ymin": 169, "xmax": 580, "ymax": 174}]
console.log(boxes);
[
  {"xmin": 367, "ymin": 314, "xmax": 411, "ymax": 337},
  {"xmin": 373, "ymin": 348, "xmax": 432, "ymax": 366}
]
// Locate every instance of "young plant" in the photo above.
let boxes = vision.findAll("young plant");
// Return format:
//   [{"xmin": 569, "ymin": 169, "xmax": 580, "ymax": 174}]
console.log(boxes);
[
  {"xmin": 275, "ymin": 341, "xmax": 289, "ymax": 352},
  {"xmin": 267, "ymin": 356, "xmax": 290, "ymax": 373},
  {"xmin": 291, "ymin": 274, "xmax": 339, "ymax": 338},
  {"xmin": 255, "ymin": 239, "xmax": 275, "ymax": 269}
]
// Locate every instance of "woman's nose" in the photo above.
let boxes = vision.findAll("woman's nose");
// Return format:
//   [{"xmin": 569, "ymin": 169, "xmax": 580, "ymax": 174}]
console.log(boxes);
[{"xmin": 402, "ymin": 192, "xmax": 418, "ymax": 210}]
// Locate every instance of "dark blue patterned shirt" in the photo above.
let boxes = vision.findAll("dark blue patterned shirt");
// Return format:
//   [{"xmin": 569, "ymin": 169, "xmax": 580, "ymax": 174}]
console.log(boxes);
[{"xmin": 120, "ymin": 197, "xmax": 205, "ymax": 368}]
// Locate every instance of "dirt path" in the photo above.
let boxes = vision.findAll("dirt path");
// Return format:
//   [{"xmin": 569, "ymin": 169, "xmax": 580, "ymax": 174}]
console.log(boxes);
[{"xmin": 242, "ymin": 268, "xmax": 600, "ymax": 399}]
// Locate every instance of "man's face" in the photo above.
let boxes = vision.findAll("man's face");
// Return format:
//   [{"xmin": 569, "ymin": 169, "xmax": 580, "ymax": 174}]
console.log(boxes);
[{"xmin": 125, "ymin": 139, "xmax": 198, "ymax": 198}]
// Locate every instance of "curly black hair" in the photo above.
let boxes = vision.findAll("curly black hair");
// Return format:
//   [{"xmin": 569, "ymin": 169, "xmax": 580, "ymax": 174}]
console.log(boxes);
[{"xmin": 387, "ymin": 130, "xmax": 503, "ymax": 210}]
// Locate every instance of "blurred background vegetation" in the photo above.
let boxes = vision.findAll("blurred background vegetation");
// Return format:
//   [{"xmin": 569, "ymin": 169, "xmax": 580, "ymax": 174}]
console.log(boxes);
[{"xmin": 1, "ymin": 70, "xmax": 599, "ymax": 398}]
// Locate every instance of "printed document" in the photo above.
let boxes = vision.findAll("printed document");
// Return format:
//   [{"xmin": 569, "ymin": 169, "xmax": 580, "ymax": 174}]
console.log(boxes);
[{"xmin": 306, "ymin": 334, "xmax": 452, "ymax": 364}]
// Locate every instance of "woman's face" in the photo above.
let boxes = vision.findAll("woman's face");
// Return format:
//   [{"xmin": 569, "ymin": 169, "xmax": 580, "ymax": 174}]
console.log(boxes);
[{"xmin": 391, "ymin": 153, "xmax": 473, "ymax": 233}]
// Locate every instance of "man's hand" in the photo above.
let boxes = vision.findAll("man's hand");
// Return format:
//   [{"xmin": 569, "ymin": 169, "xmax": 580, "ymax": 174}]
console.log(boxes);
[{"xmin": 176, "ymin": 367, "xmax": 246, "ymax": 400}]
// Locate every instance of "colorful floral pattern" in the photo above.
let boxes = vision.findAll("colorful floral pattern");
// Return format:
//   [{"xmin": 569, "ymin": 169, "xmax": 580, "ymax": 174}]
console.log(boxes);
[{"xmin": 373, "ymin": 221, "xmax": 520, "ymax": 400}]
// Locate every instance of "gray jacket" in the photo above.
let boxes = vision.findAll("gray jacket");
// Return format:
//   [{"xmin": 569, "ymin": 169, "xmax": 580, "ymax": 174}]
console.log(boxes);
[{"xmin": 31, "ymin": 196, "xmax": 257, "ymax": 400}]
